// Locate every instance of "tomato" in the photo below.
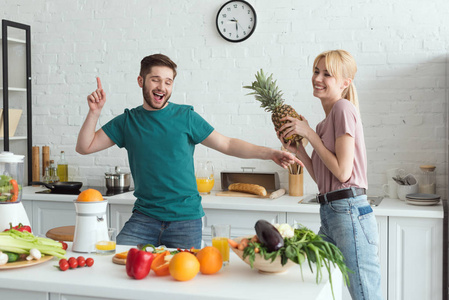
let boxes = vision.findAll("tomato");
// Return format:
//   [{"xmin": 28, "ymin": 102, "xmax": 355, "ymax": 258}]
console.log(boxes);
[
  {"xmin": 59, "ymin": 241, "xmax": 68, "ymax": 250},
  {"xmin": 58, "ymin": 259, "xmax": 69, "ymax": 271},
  {"xmin": 68, "ymin": 257, "xmax": 78, "ymax": 269},
  {"xmin": 77, "ymin": 256, "xmax": 86, "ymax": 267},
  {"xmin": 85, "ymin": 257, "xmax": 94, "ymax": 267}
]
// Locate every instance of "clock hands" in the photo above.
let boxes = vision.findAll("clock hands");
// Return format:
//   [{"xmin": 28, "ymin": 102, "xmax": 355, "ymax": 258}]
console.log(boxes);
[{"xmin": 229, "ymin": 17, "xmax": 243, "ymax": 32}]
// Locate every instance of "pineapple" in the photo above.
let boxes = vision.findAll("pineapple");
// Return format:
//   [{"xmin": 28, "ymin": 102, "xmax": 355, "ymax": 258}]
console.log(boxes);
[{"xmin": 243, "ymin": 69, "xmax": 303, "ymax": 144}]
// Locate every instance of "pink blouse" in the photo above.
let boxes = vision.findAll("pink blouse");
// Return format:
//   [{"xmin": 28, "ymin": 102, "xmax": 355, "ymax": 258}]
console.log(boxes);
[{"xmin": 311, "ymin": 99, "xmax": 368, "ymax": 194}]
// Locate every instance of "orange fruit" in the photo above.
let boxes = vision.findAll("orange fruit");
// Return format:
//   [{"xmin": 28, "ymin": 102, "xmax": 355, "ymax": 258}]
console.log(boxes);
[
  {"xmin": 77, "ymin": 189, "xmax": 103, "ymax": 202},
  {"xmin": 196, "ymin": 246, "xmax": 223, "ymax": 275},
  {"xmin": 169, "ymin": 252, "xmax": 200, "ymax": 281}
]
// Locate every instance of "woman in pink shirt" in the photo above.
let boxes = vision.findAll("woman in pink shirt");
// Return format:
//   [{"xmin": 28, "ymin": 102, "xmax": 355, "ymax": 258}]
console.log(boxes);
[{"xmin": 279, "ymin": 50, "xmax": 382, "ymax": 300}]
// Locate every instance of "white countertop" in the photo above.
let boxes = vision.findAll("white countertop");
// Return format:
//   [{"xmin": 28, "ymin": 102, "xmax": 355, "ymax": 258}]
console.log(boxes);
[
  {"xmin": 21, "ymin": 186, "xmax": 444, "ymax": 219},
  {"xmin": 0, "ymin": 244, "xmax": 342, "ymax": 300}
]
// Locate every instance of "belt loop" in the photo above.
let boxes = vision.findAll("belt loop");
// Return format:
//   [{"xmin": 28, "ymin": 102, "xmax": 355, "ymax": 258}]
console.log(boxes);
[
  {"xmin": 323, "ymin": 192, "xmax": 328, "ymax": 204},
  {"xmin": 350, "ymin": 187, "xmax": 356, "ymax": 197}
]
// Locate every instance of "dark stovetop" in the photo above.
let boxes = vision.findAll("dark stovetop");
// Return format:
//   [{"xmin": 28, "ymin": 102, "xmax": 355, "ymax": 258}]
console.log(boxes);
[{"xmin": 35, "ymin": 186, "xmax": 134, "ymax": 197}]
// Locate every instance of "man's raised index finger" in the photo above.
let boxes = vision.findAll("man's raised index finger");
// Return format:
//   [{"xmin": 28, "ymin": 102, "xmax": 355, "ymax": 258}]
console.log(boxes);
[{"xmin": 96, "ymin": 77, "xmax": 102, "ymax": 89}]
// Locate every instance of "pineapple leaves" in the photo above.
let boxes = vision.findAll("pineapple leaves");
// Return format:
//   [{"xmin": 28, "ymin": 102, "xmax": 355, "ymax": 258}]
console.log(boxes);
[{"xmin": 243, "ymin": 69, "xmax": 285, "ymax": 113}]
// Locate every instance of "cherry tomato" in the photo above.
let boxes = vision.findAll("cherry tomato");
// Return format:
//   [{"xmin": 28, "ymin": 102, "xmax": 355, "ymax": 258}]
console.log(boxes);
[
  {"xmin": 85, "ymin": 257, "xmax": 94, "ymax": 267},
  {"xmin": 68, "ymin": 257, "xmax": 78, "ymax": 269},
  {"xmin": 59, "ymin": 241, "xmax": 68, "ymax": 250},
  {"xmin": 77, "ymin": 256, "xmax": 86, "ymax": 267},
  {"xmin": 58, "ymin": 259, "xmax": 69, "ymax": 271}
]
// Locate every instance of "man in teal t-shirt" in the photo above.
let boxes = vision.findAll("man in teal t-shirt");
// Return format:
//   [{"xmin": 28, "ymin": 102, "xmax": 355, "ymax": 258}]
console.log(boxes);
[{"xmin": 76, "ymin": 54, "xmax": 301, "ymax": 249}]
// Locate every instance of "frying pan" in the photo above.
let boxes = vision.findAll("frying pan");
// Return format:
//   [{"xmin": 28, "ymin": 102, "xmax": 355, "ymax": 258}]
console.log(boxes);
[{"xmin": 31, "ymin": 181, "xmax": 83, "ymax": 193}]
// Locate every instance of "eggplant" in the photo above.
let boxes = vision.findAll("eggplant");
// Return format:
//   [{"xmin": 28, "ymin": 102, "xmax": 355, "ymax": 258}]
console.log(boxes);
[{"xmin": 255, "ymin": 220, "xmax": 284, "ymax": 252}]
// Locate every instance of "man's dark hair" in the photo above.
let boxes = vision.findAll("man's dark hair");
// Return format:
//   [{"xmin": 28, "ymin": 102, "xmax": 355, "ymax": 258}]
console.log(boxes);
[{"xmin": 140, "ymin": 54, "xmax": 177, "ymax": 79}]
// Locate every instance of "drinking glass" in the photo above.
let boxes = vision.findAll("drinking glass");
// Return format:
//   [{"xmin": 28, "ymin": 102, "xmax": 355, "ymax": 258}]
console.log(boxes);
[
  {"xmin": 95, "ymin": 228, "xmax": 116, "ymax": 255},
  {"xmin": 211, "ymin": 224, "xmax": 230, "ymax": 265},
  {"xmin": 195, "ymin": 161, "xmax": 214, "ymax": 195}
]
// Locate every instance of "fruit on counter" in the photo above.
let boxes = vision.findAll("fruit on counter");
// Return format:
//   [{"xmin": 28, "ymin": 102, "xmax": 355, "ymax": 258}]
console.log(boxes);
[
  {"xmin": 126, "ymin": 244, "xmax": 155, "ymax": 280},
  {"xmin": 85, "ymin": 257, "xmax": 94, "ymax": 267},
  {"xmin": 196, "ymin": 246, "xmax": 222, "ymax": 275},
  {"xmin": 59, "ymin": 241, "xmax": 68, "ymax": 250},
  {"xmin": 169, "ymin": 252, "xmax": 200, "ymax": 281},
  {"xmin": 56, "ymin": 257, "xmax": 94, "ymax": 271},
  {"xmin": 114, "ymin": 251, "xmax": 129, "ymax": 260},
  {"xmin": 0, "ymin": 228, "xmax": 66, "ymax": 259},
  {"xmin": 244, "ymin": 69, "xmax": 303, "ymax": 144},
  {"xmin": 255, "ymin": 220, "xmax": 284, "ymax": 252},
  {"xmin": 0, "ymin": 177, "xmax": 20, "ymax": 202},
  {"xmin": 151, "ymin": 250, "xmax": 171, "ymax": 276},
  {"xmin": 228, "ymin": 183, "xmax": 267, "ymax": 196},
  {"xmin": 3, "ymin": 222, "xmax": 32, "ymax": 233},
  {"xmin": 76, "ymin": 188, "xmax": 104, "ymax": 202}
]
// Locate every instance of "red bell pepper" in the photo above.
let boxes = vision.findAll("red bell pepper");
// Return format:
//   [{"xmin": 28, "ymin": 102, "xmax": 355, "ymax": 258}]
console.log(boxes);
[
  {"xmin": 3, "ymin": 222, "xmax": 32, "ymax": 233},
  {"xmin": 125, "ymin": 244, "xmax": 155, "ymax": 280}
]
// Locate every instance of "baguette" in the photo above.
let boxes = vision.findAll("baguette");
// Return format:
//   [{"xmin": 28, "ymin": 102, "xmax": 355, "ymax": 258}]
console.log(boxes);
[{"xmin": 228, "ymin": 183, "xmax": 267, "ymax": 196}]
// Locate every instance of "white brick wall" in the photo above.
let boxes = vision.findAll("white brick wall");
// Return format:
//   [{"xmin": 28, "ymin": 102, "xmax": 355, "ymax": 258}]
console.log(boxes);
[{"xmin": 2, "ymin": 0, "xmax": 449, "ymax": 197}]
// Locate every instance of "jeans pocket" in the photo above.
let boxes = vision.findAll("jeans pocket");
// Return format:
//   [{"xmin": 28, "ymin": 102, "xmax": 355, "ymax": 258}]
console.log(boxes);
[{"xmin": 358, "ymin": 206, "xmax": 379, "ymax": 246}]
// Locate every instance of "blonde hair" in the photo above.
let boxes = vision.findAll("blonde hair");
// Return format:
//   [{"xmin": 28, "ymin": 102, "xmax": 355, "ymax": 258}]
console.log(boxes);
[{"xmin": 313, "ymin": 50, "xmax": 359, "ymax": 110}]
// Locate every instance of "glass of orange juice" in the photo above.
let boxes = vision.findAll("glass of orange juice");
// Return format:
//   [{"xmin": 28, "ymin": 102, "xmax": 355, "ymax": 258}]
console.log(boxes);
[
  {"xmin": 195, "ymin": 161, "xmax": 214, "ymax": 195},
  {"xmin": 95, "ymin": 228, "xmax": 116, "ymax": 255},
  {"xmin": 211, "ymin": 224, "xmax": 231, "ymax": 265}
]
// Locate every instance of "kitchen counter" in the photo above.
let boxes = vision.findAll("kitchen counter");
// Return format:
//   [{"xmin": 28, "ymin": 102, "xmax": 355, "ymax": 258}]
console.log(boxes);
[
  {"xmin": 0, "ymin": 244, "xmax": 342, "ymax": 300},
  {"xmin": 21, "ymin": 186, "xmax": 444, "ymax": 219}
]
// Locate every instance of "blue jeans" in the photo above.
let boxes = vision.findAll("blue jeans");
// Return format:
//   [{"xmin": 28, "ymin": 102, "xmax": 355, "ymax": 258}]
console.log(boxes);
[
  {"xmin": 116, "ymin": 210, "xmax": 203, "ymax": 249},
  {"xmin": 319, "ymin": 191, "xmax": 383, "ymax": 300}
]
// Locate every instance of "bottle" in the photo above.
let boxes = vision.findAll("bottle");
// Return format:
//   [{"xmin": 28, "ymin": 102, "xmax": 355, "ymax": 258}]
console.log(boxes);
[
  {"xmin": 419, "ymin": 165, "xmax": 436, "ymax": 194},
  {"xmin": 49, "ymin": 160, "xmax": 55, "ymax": 178},
  {"xmin": 57, "ymin": 151, "xmax": 68, "ymax": 182},
  {"xmin": 42, "ymin": 167, "xmax": 51, "ymax": 183}
]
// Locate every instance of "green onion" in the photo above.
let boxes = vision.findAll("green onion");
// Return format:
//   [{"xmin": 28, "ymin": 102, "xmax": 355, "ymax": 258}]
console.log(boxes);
[{"xmin": 0, "ymin": 229, "xmax": 66, "ymax": 259}]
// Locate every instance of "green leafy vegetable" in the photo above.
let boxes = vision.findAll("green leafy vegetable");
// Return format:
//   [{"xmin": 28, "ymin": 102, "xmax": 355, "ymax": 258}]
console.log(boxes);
[{"xmin": 242, "ymin": 225, "xmax": 352, "ymax": 300}]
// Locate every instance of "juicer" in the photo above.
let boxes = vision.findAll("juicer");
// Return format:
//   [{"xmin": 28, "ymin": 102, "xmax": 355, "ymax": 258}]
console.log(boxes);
[
  {"xmin": 72, "ymin": 200, "xmax": 109, "ymax": 253},
  {"xmin": 0, "ymin": 152, "xmax": 30, "ymax": 232}
]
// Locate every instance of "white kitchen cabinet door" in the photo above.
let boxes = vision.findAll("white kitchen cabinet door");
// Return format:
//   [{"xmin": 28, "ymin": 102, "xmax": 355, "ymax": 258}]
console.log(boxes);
[
  {"xmin": 202, "ymin": 209, "xmax": 286, "ymax": 245},
  {"xmin": 388, "ymin": 216, "xmax": 443, "ymax": 300},
  {"xmin": 109, "ymin": 204, "xmax": 133, "ymax": 233},
  {"xmin": 32, "ymin": 201, "xmax": 77, "ymax": 237},
  {"xmin": 0, "ymin": 288, "xmax": 47, "ymax": 300}
]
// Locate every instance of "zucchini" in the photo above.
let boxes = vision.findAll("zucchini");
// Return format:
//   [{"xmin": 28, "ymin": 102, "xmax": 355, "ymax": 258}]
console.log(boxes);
[
  {"xmin": 4, "ymin": 252, "xmax": 19, "ymax": 262},
  {"xmin": 255, "ymin": 220, "xmax": 284, "ymax": 252}
]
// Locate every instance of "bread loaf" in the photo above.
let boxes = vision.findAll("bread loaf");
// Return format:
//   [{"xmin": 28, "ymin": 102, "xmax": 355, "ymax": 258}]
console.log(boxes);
[{"xmin": 228, "ymin": 183, "xmax": 267, "ymax": 196}]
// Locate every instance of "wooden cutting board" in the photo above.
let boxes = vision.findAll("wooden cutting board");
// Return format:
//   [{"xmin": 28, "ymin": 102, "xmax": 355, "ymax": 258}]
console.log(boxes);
[
  {"xmin": 46, "ymin": 225, "xmax": 75, "ymax": 242},
  {"xmin": 215, "ymin": 191, "xmax": 272, "ymax": 198},
  {"xmin": 215, "ymin": 188, "xmax": 286, "ymax": 199}
]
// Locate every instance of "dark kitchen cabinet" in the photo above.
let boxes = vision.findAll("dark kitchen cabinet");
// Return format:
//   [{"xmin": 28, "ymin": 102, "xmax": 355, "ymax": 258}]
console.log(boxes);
[{"xmin": 1, "ymin": 19, "xmax": 32, "ymax": 184}]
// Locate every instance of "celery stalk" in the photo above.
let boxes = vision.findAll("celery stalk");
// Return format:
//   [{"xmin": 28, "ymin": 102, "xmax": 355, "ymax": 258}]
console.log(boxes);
[{"xmin": 0, "ymin": 229, "xmax": 66, "ymax": 259}]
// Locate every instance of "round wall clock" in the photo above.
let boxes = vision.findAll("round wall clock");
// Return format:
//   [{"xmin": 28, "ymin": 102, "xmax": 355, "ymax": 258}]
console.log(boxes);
[{"xmin": 216, "ymin": 0, "xmax": 257, "ymax": 43}]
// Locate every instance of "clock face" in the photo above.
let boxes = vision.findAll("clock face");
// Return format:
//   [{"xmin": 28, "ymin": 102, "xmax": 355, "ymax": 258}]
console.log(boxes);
[{"xmin": 216, "ymin": 0, "xmax": 257, "ymax": 43}]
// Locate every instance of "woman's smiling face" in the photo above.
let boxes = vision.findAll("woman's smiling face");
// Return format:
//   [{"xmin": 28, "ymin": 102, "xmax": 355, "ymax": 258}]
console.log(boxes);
[{"xmin": 312, "ymin": 58, "xmax": 347, "ymax": 102}]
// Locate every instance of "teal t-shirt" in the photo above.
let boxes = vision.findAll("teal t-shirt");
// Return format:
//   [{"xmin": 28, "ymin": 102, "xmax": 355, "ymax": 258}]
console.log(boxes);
[{"xmin": 102, "ymin": 103, "xmax": 214, "ymax": 221}]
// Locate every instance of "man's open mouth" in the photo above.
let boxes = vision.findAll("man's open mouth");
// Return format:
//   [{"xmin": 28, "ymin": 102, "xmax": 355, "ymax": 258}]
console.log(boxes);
[{"xmin": 153, "ymin": 92, "xmax": 164, "ymax": 101}]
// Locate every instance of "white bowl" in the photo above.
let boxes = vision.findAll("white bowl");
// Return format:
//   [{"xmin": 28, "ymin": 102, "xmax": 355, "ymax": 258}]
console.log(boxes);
[{"xmin": 230, "ymin": 236, "xmax": 298, "ymax": 274}]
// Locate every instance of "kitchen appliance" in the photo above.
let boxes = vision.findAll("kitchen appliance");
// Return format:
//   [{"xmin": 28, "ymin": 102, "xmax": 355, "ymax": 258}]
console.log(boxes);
[
  {"xmin": 72, "ymin": 199, "xmax": 109, "ymax": 253},
  {"xmin": 0, "ymin": 152, "xmax": 30, "ymax": 232},
  {"xmin": 35, "ymin": 185, "xmax": 133, "ymax": 197},
  {"xmin": 105, "ymin": 166, "xmax": 131, "ymax": 190}
]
